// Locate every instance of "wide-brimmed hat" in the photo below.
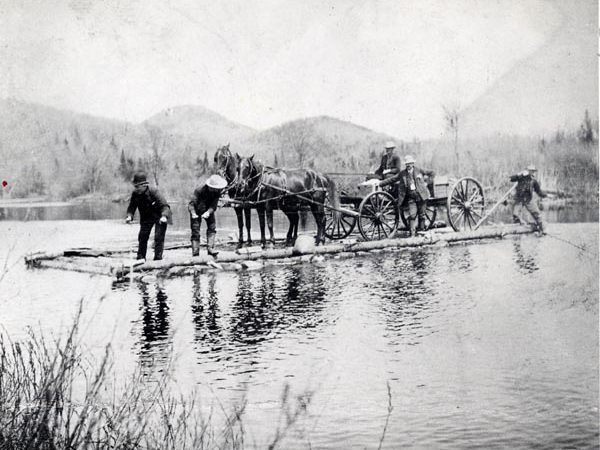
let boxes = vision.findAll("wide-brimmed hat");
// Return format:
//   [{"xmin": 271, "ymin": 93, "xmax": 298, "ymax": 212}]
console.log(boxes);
[
  {"xmin": 404, "ymin": 155, "xmax": 416, "ymax": 165},
  {"xmin": 527, "ymin": 164, "xmax": 537, "ymax": 172},
  {"xmin": 384, "ymin": 141, "xmax": 396, "ymax": 149},
  {"xmin": 206, "ymin": 174, "xmax": 227, "ymax": 189},
  {"xmin": 132, "ymin": 171, "xmax": 148, "ymax": 185}
]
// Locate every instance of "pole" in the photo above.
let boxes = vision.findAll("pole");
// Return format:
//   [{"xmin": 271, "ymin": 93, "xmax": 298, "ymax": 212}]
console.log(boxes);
[{"xmin": 473, "ymin": 183, "xmax": 517, "ymax": 230}]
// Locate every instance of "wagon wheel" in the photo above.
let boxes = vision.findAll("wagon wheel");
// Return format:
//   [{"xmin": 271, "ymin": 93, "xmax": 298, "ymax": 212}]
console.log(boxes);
[
  {"xmin": 324, "ymin": 198, "xmax": 356, "ymax": 240},
  {"xmin": 399, "ymin": 203, "xmax": 437, "ymax": 230},
  {"xmin": 358, "ymin": 191, "xmax": 399, "ymax": 240},
  {"xmin": 447, "ymin": 177, "xmax": 485, "ymax": 231}
]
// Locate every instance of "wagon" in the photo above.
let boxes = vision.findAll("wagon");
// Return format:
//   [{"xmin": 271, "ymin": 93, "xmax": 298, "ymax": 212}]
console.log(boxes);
[{"xmin": 324, "ymin": 175, "xmax": 485, "ymax": 241}]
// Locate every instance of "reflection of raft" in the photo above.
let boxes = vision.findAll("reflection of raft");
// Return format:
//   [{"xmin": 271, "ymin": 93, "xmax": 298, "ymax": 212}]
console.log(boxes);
[{"xmin": 25, "ymin": 225, "xmax": 537, "ymax": 281}]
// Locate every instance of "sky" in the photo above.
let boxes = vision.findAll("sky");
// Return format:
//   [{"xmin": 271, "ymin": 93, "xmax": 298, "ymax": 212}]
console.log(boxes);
[{"xmin": 0, "ymin": 0, "xmax": 594, "ymax": 138}]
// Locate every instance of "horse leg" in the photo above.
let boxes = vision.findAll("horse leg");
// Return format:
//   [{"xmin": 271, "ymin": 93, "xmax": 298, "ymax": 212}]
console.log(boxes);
[
  {"xmin": 257, "ymin": 206, "xmax": 267, "ymax": 248},
  {"xmin": 311, "ymin": 203, "xmax": 324, "ymax": 245},
  {"xmin": 234, "ymin": 207, "xmax": 244, "ymax": 249},
  {"xmin": 292, "ymin": 211, "xmax": 300, "ymax": 245},
  {"xmin": 284, "ymin": 210, "xmax": 296, "ymax": 247},
  {"xmin": 266, "ymin": 203, "xmax": 275, "ymax": 247},
  {"xmin": 244, "ymin": 207, "xmax": 253, "ymax": 246}
]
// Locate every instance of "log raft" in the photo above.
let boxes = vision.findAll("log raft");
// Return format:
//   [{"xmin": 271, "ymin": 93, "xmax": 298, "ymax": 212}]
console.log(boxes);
[{"xmin": 25, "ymin": 225, "xmax": 537, "ymax": 281}]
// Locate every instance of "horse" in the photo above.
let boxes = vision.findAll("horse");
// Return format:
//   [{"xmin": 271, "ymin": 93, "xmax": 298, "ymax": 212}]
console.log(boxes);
[
  {"xmin": 235, "ymin": 154, "xmax": 340, "ymax": 247},
  {"xmin": 213, "ymin": 143, "xmax": 259, "ymax": 249}
]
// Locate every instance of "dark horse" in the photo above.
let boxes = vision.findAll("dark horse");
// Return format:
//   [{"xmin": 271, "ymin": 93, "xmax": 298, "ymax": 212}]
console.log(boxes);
[
  {"xmin": 214, "ymin": 144, "xmax": 259, "ymax": 249},
  {"xmin": 236, "ymin": 155, "xmax": 340, "ymax": 247}
]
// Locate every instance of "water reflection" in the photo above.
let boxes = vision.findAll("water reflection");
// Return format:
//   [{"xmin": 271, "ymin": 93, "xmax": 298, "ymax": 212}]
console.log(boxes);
[
  {"xmin": 135, "ymin": 280, "xmax": 172, "ymax": 369},
  {"xmin": 512, "ymin": 240, "xmax": 540, "ymax": 274},
  {"xmin": 189, "ymin": 265, "xmax": 334, "ymax": 366},
  {"xmin": 190, "ymin": 273, "xmax": 223, "ymax": 350},
  {"xmin": 366, "ymin": 249, "xmax": 440, "ymax": 346},
  {"xmin": 447, "ymin": 246, "xmax": 474, "ymax": 273}
]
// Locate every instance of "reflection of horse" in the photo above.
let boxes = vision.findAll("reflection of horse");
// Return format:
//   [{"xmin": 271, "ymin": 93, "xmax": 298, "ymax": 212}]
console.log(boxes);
[
  {"xmin": 214, "ymin": 144, "xmax": 257, "ymax": 248},
  {"xmin": 236, "ymin": 155, "xmax": 340, "ymax": 246}
]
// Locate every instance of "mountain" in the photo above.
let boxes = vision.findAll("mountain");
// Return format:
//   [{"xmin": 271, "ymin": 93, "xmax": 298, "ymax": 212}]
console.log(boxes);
[
  {"xmin": 144, "ymin": 105, "xmax": 257, "ymax": 150},
  {"xmin": 241, "ymin": 115, "xmax": 398, "ymax": 171},
  {"xmin": 460, "ymin": 1, "xmax": 597, "ymax": 137}
]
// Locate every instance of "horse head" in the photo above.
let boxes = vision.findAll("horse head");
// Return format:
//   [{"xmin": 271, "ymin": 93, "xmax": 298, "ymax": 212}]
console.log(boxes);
[
  {"xmin": 236, "ymin": 154, "xmax": 258, "ymax": 196},
  {"xmin": 213, "ymin": 143, "xmax": 236, "ymax": 182}
]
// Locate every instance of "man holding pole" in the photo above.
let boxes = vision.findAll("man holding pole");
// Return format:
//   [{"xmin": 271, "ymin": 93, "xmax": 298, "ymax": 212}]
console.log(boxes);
[{"xmin": 509, "ymin": 165, "xmax": 547, "ymax": 234}]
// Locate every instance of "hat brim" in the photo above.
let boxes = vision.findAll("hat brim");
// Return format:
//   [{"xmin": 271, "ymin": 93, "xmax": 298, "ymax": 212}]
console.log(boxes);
[{"xmin": 207, "ymin": 181, "xmax": 227, "ymax": 189}]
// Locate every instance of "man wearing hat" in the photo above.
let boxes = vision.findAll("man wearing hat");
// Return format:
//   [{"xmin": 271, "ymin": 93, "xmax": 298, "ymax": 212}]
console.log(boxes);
[
  {"xmin": 375, "ymin": 141, "xmax": 402, "ymax": 180},
  {"xmin": 509, "ymin": 165, "xmax": 547, "ymax": 233},
  {"xmin": 125, "ymin": 171, "xmax": 171, "ymax": 261},
  {"xmin": 379, "ymin": 154, "xmax": 435, "ymax": 237},
  {"xmin": 188, "ymin": 174, "xmax": 228, "ymax": 257}
]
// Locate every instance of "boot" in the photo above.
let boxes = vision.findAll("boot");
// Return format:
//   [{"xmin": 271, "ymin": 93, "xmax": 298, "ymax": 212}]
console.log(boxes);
[
  {"xmin": 409, "ymin": 219, "xmax": 417, "ymax": 237},
  {"xmin": 207, "ymin": 234, "xmax": 219, "ymax": 257},
  {"xmin": 191, "ymin": 240, "xmax": 200, "ymax": 257},
  {"xmin": 536, "ymin": 221, "xmax": 545, "ymax": 235}
]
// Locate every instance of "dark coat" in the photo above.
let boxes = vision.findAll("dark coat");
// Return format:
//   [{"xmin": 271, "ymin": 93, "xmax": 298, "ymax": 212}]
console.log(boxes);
[
  {"xmin": 510, "ymin": 173, "xmax": 546, "ymax": 203},
  {"xmin": 375, "ymin": 152, "xmax": 402, "ymax": 179},
  {"xmin": 381, "ymin": 166, "xmax": 435, "ymax": 206},
  {"xmin": 188, "ymin": 185, "xmax": 221, "ymax": 215},
  {"xmin": 126, "ymin": 186, "xmax": 170, "ymax": 224}
]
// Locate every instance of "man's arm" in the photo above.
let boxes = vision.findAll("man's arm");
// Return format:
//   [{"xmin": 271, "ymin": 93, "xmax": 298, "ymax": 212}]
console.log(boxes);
[
  {"xmin": 188, "ymin": 189, "xmax": 199, "ymax": 215},
  {"xmin": 387, "ymin": 155, "xmax": 401, "ymax": 176},
  {"xmin": 380, "ymin": 172, "xmax": 400, "ymax": 187},
  {"xmin": 509, "ymin": 174, "xmax": 521, "ymax": 182},
  {"xmin": 152, "ymin": 188, "xmax": 171, "ymax": 218},
  {"xmin": 125, "ymin": 193, "xmax": 137, "ymax": 220},
  {"xmin": 208, "ymin": 192, "xmax": 220, "ymax": 213},
  {"xmin": 533, "ymin": 179, "xmax": 546, "ymax": 198},
  {"xmin": 422, "ymin": 168, "xmax": 435, "ymax": 179},
  {"xmin": 374, "ymin": 154, "xmax": 385, "ymax": 178}
]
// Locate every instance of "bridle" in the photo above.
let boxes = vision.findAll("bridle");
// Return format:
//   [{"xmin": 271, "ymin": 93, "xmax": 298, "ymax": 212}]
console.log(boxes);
[
  {"xmin": 216, "ymin": 148, "xmax": 238, "ymax": 191},
  {"xmin": 236, "ymin": 157, "xmax": 264, "ymax": 200}
]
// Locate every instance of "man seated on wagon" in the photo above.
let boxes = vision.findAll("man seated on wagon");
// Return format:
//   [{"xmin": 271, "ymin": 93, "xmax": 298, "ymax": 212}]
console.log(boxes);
[
  {"xmin": 375, "ymin": 141, "xmax": 402, "ymax": 180},
  {"xmin": 376, "ymin": 155, "xmax": 435, "ymax": 237}
]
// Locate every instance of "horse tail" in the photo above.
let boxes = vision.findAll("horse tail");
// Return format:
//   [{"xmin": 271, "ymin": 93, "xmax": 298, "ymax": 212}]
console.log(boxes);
[{"xmin": 324, "ymin": 174, "xmax": 340, "ymax": 212}]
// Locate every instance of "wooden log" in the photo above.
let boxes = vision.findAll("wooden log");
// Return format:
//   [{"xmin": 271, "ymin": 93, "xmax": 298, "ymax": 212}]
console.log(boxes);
[
  {"xmin": 33, "ymin": 259, "xmax": 113, "ymax": 276},
  {"xmin": 27, "ymin": 224, "xmax": 536, "ymax": 279}
]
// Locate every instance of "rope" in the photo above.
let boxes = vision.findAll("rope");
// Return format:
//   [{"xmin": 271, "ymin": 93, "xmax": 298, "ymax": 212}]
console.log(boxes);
[{"xmin": 544, "ymin": 231, "xmax": 597, "ymax": 256}]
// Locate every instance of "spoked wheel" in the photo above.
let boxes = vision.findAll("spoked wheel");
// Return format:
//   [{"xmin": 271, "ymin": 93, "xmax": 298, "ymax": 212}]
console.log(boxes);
[
  {"xmin": 399, "ymin": 203, "xmax": 437, "ymax": 230},
  {"xmin": 358, "ymin": 191, "xmax": 399, "ymax": 241},
  {"xmin": 447, "ymin": 177, "xmax": 485, "ymax": 231},
  {"xmin": 324, "ymin": 199, "xmax": 357, "ymax": 240}
]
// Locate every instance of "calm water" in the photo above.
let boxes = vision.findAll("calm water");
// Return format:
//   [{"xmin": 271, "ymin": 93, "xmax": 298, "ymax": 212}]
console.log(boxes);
[{"xmin": 0, "ymin": 205, "xmax": 598, "ymax": 448}]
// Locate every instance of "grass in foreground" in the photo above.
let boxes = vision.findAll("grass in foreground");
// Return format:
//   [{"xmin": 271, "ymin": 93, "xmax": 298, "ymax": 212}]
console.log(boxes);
[{"xmin": 0, "ymin": 305, "xmax": 318, "ymax": 449}]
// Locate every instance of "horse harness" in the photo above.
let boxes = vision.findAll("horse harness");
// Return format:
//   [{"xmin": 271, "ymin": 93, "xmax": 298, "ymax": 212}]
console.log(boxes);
[{"xmin": 231, "ymin": 159, "xmax": 328, "ymax": 208}]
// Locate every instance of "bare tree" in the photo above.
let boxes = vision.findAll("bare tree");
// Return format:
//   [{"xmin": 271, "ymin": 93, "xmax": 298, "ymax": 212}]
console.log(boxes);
[
  {"xmin": 443, "ymin": 104, "xmax": 461, "ymax": 172},
  {"xmin": 145, "ymin": 125, "xmax": 168, "ymax": 186},
  {"xmin": 277, "ymin": 121, "xmax": 312, "ymax": 167}
]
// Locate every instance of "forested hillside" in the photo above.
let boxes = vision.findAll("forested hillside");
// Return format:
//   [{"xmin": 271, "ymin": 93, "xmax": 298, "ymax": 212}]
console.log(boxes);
[{"xmin": 0, "ymin": 99, "xmax": 597, "ymax": 203}]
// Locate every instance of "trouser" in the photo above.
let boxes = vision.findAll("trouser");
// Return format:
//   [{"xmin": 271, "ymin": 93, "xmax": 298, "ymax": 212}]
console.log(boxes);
[
  {"xmin": 137, "ymin": 220, "xmax": 167, "ymax": 260},
  {"xmin": 511, "ymin": 199, "xmax": 543, "ymax": 231},
  {"xmin": 405, "ymin": 197, "xmax": 427, "ymax": 236},
  {"xmin": 191, "ymin": 214, "xmax": 216, "ymax": 241}
]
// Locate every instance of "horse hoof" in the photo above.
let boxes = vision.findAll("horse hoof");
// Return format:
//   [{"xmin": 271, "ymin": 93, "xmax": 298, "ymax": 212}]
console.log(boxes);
[
  {"xmin": 247, "ymin": 240, "xmax": 253, "ymax": 247},
  {"xmin": 236, "ymin": 242, "xmax": 243, "ymax": 250}
]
